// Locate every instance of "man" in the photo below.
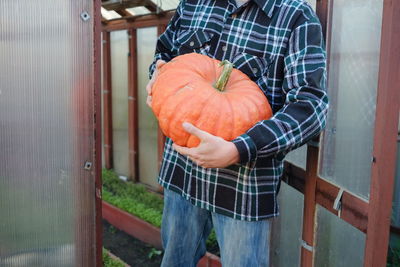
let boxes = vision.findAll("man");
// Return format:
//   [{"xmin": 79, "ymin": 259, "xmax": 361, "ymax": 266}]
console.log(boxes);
[{"xmin": 146, "ymin": 0, "xmax": 328, "ymax": 266}]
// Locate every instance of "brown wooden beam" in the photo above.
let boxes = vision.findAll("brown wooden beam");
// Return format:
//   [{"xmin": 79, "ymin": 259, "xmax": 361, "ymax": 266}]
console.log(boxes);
[
  {"xmin": 283, "ymin": 161, "xmax": 369, "ymax": 234},
  {"xmin": 128, "ymin": 29, "xmax": 139, "ymax": 182},
  {"xmin": 316, "ymin": 178, "xmax": 368, "ymax": 233},
  {"xmin": 364, "ymin": 0, "xmax": 400, "ymax": 266},
  {"xmin": 300, "ymin": 145, "xmax": 319, "ymax": 267},
  {"xmin": 102, "ymin": 0, "xmax": 148, "ymax": 10},
  {"xmin": 144, "ymin": 0, "xmax": 159, "ymax": 13},
  {"xmin": 102, "ymin": 31, "xmax": 113, "ymax": 170},
  {"xmin": 102, "ymin": 11, "xmax": 174, "ymax": 31},
  {"xmin": 282, "ymin": 161, "xmax": 306, "ymax": 193},
  {"xmin": 94, "ymin": 0, "xmax": 103, "ymax": 265},
  {"xmin": 116, "ymin": 9, "xmax": 133, "ymax": 17}
]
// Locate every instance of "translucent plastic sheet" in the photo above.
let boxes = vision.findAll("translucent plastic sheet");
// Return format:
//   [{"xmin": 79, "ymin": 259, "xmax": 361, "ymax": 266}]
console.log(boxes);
[
  {"xmin": 0, "ymin": 1, "xmax": 96, "ymax": 266},
  {"xmin": 110, "ymin": 30, "xmax": 130, "ymax": 177},
  {"xmin": 314, "ymin": 205, "xmax": 366, "ymax": 266},
  {"xmin": 270, "ymin": 183, "xmax": 304, "ymax": 266},
  {"xmin": 318, "ymin": 0, "xmax": 383, "ymax": 199},
  {"xmin": 137, "ymin": 27, "xmax": 160, "ymax": 189}
]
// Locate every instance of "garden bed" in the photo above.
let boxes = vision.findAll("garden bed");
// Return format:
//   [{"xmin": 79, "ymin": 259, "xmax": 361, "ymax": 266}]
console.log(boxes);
[{"xmin": 102, "ymin": 169, "xmax": 221, "ymax": 266}]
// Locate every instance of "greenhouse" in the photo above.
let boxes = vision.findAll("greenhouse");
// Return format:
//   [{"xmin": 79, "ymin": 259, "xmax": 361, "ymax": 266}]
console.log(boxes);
[{"xmin": 0, "ymin": 0, "xmax": 399, "ymax": 266}]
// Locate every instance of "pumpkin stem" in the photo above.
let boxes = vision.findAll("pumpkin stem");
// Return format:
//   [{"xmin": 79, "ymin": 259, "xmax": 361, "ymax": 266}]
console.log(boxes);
[{"xmin": 214, "ymin": 60, "xmax": 234, "ymax": 92}]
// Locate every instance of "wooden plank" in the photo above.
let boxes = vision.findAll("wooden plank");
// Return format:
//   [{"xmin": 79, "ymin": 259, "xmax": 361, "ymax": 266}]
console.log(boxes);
[
  {"xmin": 364, "ymin": 0, "xmax": 400, "ymax": 266},
  {"xmin": 102, "ymin": 11, "xmax": 175, "ymax": 31},
  {"xmin": 300, "ymin": 145, "xmax": 319, "ymax": 267},
  {"xmin": 316, "ymin": 178, "xmax": 368, "ymax": 233},
  {"xmin": 102, "ymin": 31, "xmax": 113, "ymax": 169},
  {"xmin": 283, "ymin": 162, "xmax": 369, "ymax": 234},
  {"xmin": 93, "ymin": 0, "xmax": 103, "ymax": 265},
  {"xmin": 116, "ymin": 9, "xmax": 133, "ymax": 17},
  {"xmin": 102, "ymin": 0, "xmax": 148, "ymax": 10},
  {"xmin": 144, "ymin": 0, "xmax": 160, "ymax": 13},
  {"xmin": 283, "ymin": 161, "xmax": 306, "ymax": 193},
  {"xmin": 128, "ymin": 29, "xmax": 139, "ymax": 182}
]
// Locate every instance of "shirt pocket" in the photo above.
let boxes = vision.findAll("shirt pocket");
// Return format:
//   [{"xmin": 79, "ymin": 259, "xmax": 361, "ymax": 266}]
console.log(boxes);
[
  {"xmin": 176, "ymin": 29, "xmax": 215, "ymax": 55},
  {"xmin": 231, "ymin": 52, "xmax": 272, "ymax": 81}
]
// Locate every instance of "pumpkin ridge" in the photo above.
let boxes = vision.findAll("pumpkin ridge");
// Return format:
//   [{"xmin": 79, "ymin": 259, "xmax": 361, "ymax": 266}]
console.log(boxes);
[
  {"xmin": 160, "ymin": 82, "xmax": 195, "ymax": 136},
  {"xmin": 224, "ymin": 93, "xmax": 236, "ymax": 141},
  {"xmin": 189, "ymin": 83, "xmax": 221, "ymax": 146},
  {"xmin": 246, "ymin": 91, "xmax": 270, "ymax": 119},
  {"xmin": 191, "ymin": 89, "xmax": 221, "ymax": 143}
]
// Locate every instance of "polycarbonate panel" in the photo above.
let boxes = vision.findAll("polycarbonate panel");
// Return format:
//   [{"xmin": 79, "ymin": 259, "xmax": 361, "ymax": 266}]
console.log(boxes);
[
  {"xmin": 151, "ymin": 0, "xmax": 180, "ymax": 11},
  {"xmin": 126, "ymin": 6, "xmax": 151, "ymax": 16},
  {"xmin": 306, "ymin": 0, "xmax": 317, "ymax": 10},
  {"xmin": 137, "ymin": 27, "xmax": 159, "ymax": 189},
  {"xmin": 0, "ymin": 1, "xmax": 96, "ymax": 266},
  {"xmin": 101, "ymin": 7, "xmax": 121, "ymax": 20},
  {"xmin": 270, "ymin": 183, "xmax": 304, "ymax": 267},
  {"xmin": 285, "ymin": 145, "xmax": 307, "ymax": 170},
  {"xmin": 111, "ymin": 30, "xmax": 130, "ymax": 177},
  {"xmin": 318, "ymin": 0, "xmax": 383, "ymax": 199},
  {"xmin": 314, "ymin": 205, "xmax": 365, "ymax": 266},
  {"xmin": 101, "ymin": 32, "xmax": 106, "ymax": 168}
]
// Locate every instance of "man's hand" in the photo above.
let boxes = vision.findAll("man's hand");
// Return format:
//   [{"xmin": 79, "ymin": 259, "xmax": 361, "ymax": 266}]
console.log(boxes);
[
  {"xmin": 173, "ymin": 122, "xmax": 240, "ymax": 168},
  {"xmin": 146, "ymin": 60, "xmax": 166, "ymax": 107}
]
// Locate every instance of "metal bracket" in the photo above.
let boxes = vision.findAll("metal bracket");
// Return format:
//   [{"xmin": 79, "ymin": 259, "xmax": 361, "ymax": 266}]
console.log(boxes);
[
  {"xmin": 333, "ymin": 188, "xmax": 345, "ymax": 217},
  {"xmin": 301, "ymin": 239, "xmax": 313, "ymax": 252},
  {"xmin": 80, "ymin": 11, "xmax": 91, "ymax": 22},
  {"xmin": 84, "ymin": 161, "xmax": 92, "ymax": 170},
  {"xmin": 96, "ymin": 188, "xmax": 102, "ymax": 199}
]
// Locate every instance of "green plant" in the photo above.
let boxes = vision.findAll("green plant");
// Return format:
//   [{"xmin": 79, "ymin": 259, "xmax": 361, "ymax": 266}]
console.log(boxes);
[
  {"xmin": 148, "ymin": 248, "xmax": 163, "ymax": 259},
  {"xmin": 102, "ymin": 169, "xmax": 163, "ymax": 227},
  {"xmin": 102, "ymin": 248, "xmax": 126, "ymax": 267},
  {"xmin": 102, "ymin": 169, "xmax": 219, "ymax": 254},
  {"xmin": 387, "ymin": 235, "xmax": 400, "ymax": 267}
]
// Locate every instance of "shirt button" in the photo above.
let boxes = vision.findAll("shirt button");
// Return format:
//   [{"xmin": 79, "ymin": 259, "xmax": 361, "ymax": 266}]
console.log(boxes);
[
  {"xmin": 252, "ymin": 68, "xmax": 258, "ymax": 74},
  {"xmin": 189, "ymin": 41, "xmax": 195, "ymax": 47},
  {"xmin": 222, "ymin": 46, "xmax": 227, "ymax": 51}
]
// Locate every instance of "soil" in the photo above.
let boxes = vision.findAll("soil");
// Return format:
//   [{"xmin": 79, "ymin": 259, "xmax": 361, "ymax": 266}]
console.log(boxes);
[{"xmin": 102, "ymin": 220, "xmax": 163, "ymax": 267}]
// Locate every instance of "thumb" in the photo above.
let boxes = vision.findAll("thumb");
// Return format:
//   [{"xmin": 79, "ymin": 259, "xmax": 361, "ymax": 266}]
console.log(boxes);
[{"xmin": 182, "ymin": 122, "xmax": 211, "ymax": 141}]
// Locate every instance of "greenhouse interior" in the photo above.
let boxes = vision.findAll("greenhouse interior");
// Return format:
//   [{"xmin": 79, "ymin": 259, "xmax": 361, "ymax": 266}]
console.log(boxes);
[{"xmin": 0, "ymin": 0, "xmax": 399, "ymax": 266}]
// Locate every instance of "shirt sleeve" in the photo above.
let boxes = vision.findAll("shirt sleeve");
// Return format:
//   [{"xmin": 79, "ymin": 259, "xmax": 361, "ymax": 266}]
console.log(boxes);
[
  {"xmin": 148, "ymin": 0, "xmax": 184, "ymax": 79},
  {"xmin": 232, "ymin": 18, "xmax": 329, "ymax": 163}
]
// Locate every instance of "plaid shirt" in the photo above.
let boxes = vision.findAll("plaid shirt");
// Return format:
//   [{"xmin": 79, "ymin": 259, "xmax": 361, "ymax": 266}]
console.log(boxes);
[{"xmin": 150, "ymin": 0, "xmax": 328, "ymax": 221}]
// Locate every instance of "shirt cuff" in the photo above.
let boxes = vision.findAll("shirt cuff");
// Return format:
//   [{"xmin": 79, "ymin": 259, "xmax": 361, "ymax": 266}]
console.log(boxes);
[{"xmin": 232, "ymin": 134, "xmax": 258, "ymax": 164}]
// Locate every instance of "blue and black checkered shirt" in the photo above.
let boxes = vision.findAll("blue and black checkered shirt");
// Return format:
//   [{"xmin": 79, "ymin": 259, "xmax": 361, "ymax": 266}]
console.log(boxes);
[{"xmin": 150, "ymin": 0, "xmax": 328, "ymax": 221}]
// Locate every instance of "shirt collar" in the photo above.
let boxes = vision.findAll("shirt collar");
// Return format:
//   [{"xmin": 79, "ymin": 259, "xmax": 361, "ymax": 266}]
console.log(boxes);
[{"xmin": 252, "ymin": 0, "xmax": 282, "ymax": 18}]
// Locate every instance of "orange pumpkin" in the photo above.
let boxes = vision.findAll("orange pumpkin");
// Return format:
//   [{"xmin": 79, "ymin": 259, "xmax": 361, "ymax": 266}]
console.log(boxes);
[{"xmin": 151, "ymin": 53, "xmax": 272, "ymax": 148}]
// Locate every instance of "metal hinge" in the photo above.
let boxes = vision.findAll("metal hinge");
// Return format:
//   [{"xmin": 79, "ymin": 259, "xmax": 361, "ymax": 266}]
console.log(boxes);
[{"xmin": 96, "ymin": 188, "xmax": 102, "ymax": 199}]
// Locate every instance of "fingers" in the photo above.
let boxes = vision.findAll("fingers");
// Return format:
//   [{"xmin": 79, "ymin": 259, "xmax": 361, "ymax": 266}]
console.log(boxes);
[
  {"xmin": 146, "ymin": 95, "xmax": 152, "ymax": 107},
  {"xmin": 156, "ymin": 60, "xmax": 166, "ymax": 70},
  {"xmin": 173, "ymin": 144, "xmax": 206, "ymax": 166},
  {"xmin": 146, "ymin": 60, "xmax": 166, "ymax": 96},
  {"xmin": 172, "ymin": 143, "xmax": 193, "ymax": 157},
  {"xmin": 182, "ymin": 122, "xmax": 212, "ymax": 141},
  {"xmin": 146, "ymin": 81, "xmax": 153, "ymax": 95}
]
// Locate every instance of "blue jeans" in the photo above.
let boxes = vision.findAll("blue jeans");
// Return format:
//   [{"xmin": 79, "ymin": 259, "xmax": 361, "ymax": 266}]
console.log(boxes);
[{"xmin": 161, "ymin": 189, "xmax": 272, "ymax": 267}]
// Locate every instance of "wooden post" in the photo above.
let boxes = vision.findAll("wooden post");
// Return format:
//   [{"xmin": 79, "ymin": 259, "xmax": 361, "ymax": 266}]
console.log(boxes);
[
  {"xmin": 128, "ymin": 28, "xmax": 139, "ymax": 182},
  {"xmin": 102, "ymin": 31, "xmax": 113, "ymax": 170},
  {"xmin": 94, "ymin": 0, "xmax": 103, "ymax": 265},
  {"xmin": 364, "ymin": 0, "xmax": 400, "ymax": 266},
  {"xmin": 300, "ymin": 145, "xmax": 319, "ymax": 267}
]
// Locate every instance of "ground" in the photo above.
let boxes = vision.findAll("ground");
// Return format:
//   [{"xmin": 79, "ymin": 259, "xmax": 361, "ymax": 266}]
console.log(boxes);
[{"xmin": 103, "ymin": 220, "xmax": 163, "ymax": 266}]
